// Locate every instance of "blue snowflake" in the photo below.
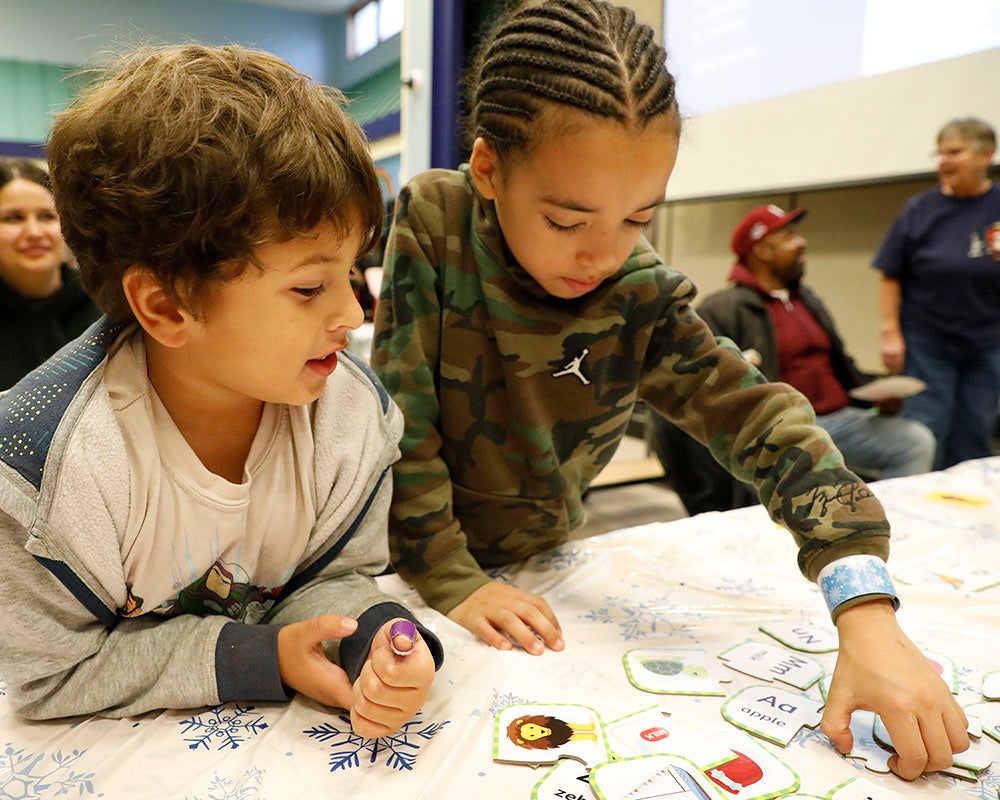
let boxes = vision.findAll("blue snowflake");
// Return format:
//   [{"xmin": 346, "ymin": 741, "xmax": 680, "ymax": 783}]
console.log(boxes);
[
  {"xmin": 788, "ymin": 725, "xmax": 837, "ymax": 752},
  {"xmin": 579, "ymin": 594, "xmax": 700, "ymax": 640},
  {"xmin": 715, "ymin": 577, "xmax": 775, "ymax": 598},
  {"xmin": 533, "ymin": 546, "xmax": 590, "ymax": 572},
  {"xmin": 184, "ymin": 767, "xmax": 264, "ymax": 800},
  {"xmin": 179, "ymin": 704, "xmax": 269, "ymax": 751},
  {"xmin": 489, "ymin": 689, "xmax": 533, "ymax": 716},
  {"xmin": 303, "ymin": 711, "xmax": 450, "ymax": 772},
  {"xmin": 944, "ymin": 766, "xmax": 1000, "ymax": 800},
  {"xmin": 0, "ymin": 743, "xmax": 97, "ymax": 799}
]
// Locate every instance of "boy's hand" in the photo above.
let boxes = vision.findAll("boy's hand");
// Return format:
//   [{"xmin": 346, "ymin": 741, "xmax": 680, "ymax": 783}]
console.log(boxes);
[
  {"xmin": 820, "ymin": 600, "xmax": 969, "ymax": 780},
  {"xmin": 349, "ymin": 618, "xmax": 435, "ymax": 738},
  {"xmin": 447, "ymin": 580, "xmax": 564, "ymax": 655},
  {"xmin": 276, "ymin": 615, "xmax": 359, "ymax": 709}
]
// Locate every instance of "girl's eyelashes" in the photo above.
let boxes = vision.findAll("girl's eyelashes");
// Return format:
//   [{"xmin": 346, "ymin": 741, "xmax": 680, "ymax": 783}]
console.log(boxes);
[
  {"xmin": 626, "ymin": 218, "xmax": 654, "ymax": 230},
  {"xmin": 293, "ymin": 285, "xmax": 325, "ymax": 299},
  {"xmin": 545, "ymin": 217, "xmax": 654, "ymax": 233},
  {"xmin": 545, "ymin": 217, "xmax": 582, "ymax": 233}
]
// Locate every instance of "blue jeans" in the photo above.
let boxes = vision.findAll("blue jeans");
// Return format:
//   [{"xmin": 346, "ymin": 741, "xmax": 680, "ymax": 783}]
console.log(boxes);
[
  {"xmin": 816, "ymin": 406, "xmax": 935, "ymax": 479},
  {"xmin": 901, "ymin": 330, "xmax": 1000, "ymax": 470}
]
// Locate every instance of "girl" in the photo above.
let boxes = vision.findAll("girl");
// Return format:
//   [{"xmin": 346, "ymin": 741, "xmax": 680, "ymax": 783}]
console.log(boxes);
[{"xmin": 372, "ymin": 0, "xmax": 966, "ymax": 778}]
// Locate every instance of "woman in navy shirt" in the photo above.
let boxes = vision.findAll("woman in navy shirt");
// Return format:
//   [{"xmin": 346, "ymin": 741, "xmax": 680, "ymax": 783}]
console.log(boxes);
[{"xmin": 874, "ymin": 117, "xmax": 1000, "ymax": 470}]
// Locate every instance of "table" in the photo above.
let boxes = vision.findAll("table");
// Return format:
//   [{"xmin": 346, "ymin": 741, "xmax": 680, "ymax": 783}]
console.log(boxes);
[{"xmin": 2, "ymin": 458, "xmax": 998, "ymax": 799}]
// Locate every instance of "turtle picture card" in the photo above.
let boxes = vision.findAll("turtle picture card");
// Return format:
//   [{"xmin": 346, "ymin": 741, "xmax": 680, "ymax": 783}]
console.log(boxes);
[
  {"xmin": 531, "ymin": 758, "xmax": 597, "ymax": 800},
  {"xmin": 717, "ymin": 640, "xmax": 825, "ymax": 690},
  {"xmin": 721, "ymin": 685, "xmax": 824, "ymax": 747},
  {"xmin": 624, "ymin": 648, "xmax": 732, "ymax": 696},
  {"xmin": 494, "ymin": 702, "xmax": 610, "ymax": 768},
  {"xmin": 589, "ymin": 755, "xmax": 716, "ymax": 800},
  {"xmin": 758, "ymin": 620, "xmax": 839, "ymax": 653}
]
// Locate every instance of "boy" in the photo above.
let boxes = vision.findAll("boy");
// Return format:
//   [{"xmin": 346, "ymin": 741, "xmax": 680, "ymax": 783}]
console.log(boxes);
[{"xmin": 0, "ymin": 44, "xmax": 441, "ymax": 738}]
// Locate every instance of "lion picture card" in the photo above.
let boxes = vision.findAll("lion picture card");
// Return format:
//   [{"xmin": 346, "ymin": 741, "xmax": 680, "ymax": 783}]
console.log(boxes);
[{"xmin": 494, "ymin": 702, "xmax": 610, "ymax": 768}]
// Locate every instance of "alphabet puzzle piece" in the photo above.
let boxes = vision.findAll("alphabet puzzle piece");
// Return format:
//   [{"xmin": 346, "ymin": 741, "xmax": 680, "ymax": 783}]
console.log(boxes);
[
  {"xmin": 872, "ymin": 714, "xmax": 992, "ymax": 772},
  {"xmin": 964, "ymin": 702, "xmax": 1000, "ymax": 744},
  {"xmin": 604, "ymin": 707, "xmax": 675, "ymax": 759},
  {"xmin": 531, "ymin": 758, "xmax": 597, "ymax": 800},
  {"xmin": 721, "ymin": 685, "xmax": 824, "ymax": 746},
  {"xmin": 758, "ymin": 620, "xmax": 838, "ymax": 653},
  {"xmin": 494, "ymin": 703, "xmax": 609, "ymax": 768},
  {"xmin": 589, "ymin": 755, "xmax": 717, "ymax": 800},
  {"xmin": 843, "ymin": 710, "xmax": 892, "ymax": 773},
  {"xmin": 825, "ymin": 775, "xmax": 908, "ymax": 800},
  {"xmin": 624, "ymin": 648, "xmax": 732, "ymax": 696},
  {"xmin": 983, "ymin": 671, "xmax": 1000, "ymax": 700},
  {"xmin": 718, "ymin": 641, "xmax": 825, "ymax": 690}
]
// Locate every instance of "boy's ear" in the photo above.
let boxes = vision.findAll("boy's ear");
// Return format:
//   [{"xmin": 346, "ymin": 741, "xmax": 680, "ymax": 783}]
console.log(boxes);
[
  {"xmin": 121, "ymin": 266, "xmax": 193, "ymax": 348},
  {"xmin": 469, "ymin": 137, "xmax": 500, "ymax": 200}
]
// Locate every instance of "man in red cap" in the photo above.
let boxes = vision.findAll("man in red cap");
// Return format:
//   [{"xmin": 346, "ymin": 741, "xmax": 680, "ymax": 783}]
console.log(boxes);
[{"xmin": 652, "ymin": 204, "xmax": 935, "ymax": 515}]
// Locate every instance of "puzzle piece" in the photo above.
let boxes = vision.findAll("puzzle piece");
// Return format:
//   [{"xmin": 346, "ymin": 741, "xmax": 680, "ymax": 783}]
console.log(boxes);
[
  {"xmin": 494, "ymin": 703, "xmax": 609, "ymax": 768},
  {"xmin": 721, "ymin": 685, "xmax": 824, "ymax": 746},
  {"xmin": 531, "ymin": 758, "xmax": 596, "ymax": 800},
  {"xmin": 873, "ymin": 714, "xmax": 992, "ymax": 772},
  {"xmin": 983, "ymin": 671, "xmax": 1000, "ymax": 700},
  {"xmin": 920, "ymin": 648, "xmax": 959, "ymax": 693},
  {"xmin": 605, "ymin": 707, "xmax": 675, "ymax": 759},
  {"xmin": 963, "ymin": 702, "xmax": 1000, "ymax": 744},
  {"xmin": 818, "ymin": 673, "xmax": 833, "ymax": 702},
  {"xmin": 825, "ymin": 775, "xmax": 908, "ymax": 800},
  {"xmin": 589, "ymin": 755, "xmax": 716, "ymax": 800},
  {"xmin": 758, "ymin": 620, "xmax": 838, "ymax": 653},
  {"xmin": 624, "ymin": 648, "xmax": 732, "ymax": 696},
  {"xmin": 843, "ymin": 710, "xmax": 892, "ymax": 773},
  {"xmin": 718, "ymin": 640, "xmax": 825, "ymax": 690}
]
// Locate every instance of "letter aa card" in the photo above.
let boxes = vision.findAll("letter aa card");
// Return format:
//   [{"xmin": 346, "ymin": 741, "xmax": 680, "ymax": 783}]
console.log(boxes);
[
  {"xmin": 721, "ymin": 685, "xmax": 824, "ymax": 746},
  {"xmin": 494, "ymin": 703, "xmax": 609, "ymax": 768}
]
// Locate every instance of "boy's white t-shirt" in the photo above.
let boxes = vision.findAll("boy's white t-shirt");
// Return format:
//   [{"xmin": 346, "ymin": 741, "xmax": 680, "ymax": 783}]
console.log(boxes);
[{"xmin": 103, "ymin": 330, "xmax": 316, "ymax": 623}]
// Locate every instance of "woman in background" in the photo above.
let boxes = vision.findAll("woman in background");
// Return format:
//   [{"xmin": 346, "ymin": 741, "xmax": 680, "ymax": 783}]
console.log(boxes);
[
  {"xmin": 874, "ymin": 117, "xmax": 1000, "ymax": 470},
  {"xmin": 0, "ymin": 156, "xmax": 100, "ymax": 390}
]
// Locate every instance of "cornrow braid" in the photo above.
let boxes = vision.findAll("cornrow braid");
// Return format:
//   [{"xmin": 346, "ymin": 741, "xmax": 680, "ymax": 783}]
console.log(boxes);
[{"xmin": 465, "ymin": 0, "xmax": 677, "ymax": 158}]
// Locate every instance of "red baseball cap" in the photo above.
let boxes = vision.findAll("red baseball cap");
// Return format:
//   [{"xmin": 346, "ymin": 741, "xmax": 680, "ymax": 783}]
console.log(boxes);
[{"xmin": 731, "ymin": 204, "xmax": 807, "ymax": 260}]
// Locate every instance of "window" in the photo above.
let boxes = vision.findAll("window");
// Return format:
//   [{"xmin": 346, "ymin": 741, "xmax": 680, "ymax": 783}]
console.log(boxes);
[{"xmin": 349, "ymin": 0, "xmax": 404, "ymax": 59}]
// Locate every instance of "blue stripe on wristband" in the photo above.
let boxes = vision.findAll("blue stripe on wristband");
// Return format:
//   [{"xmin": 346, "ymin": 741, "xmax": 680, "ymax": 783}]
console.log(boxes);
[{"xmin": 817, "ymin": 554, "xmax": 899, "ymax": 616}]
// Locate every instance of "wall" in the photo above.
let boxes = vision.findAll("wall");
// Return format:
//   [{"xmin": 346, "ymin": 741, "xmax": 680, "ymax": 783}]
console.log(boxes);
[
  {"xmin": 654, "ymin": 176, "xmax": 938, "ymax": 373},
  {"xmin": 0, "ymin": 0, "xmax": 329, "ymax": 146}
]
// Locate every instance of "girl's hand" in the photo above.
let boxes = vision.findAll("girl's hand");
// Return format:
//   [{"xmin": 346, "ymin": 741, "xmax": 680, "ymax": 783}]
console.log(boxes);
[
  {"xmin": 447, "ymin": 580, "xmax": 564, "ymax": 655},
  {"xmin": 820, "ymin": 600, "xmax": 969, "ymax": 780}
]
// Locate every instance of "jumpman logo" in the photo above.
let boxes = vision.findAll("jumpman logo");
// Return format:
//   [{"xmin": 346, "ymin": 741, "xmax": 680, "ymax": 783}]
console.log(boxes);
[{"xmin": 552, "ymin": 348, "xmax": 591, "ymax": 385}]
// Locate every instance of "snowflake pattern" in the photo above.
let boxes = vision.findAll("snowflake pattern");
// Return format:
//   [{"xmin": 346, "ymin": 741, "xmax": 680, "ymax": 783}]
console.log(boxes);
[
  {"xmin": 0, "ymin": 676, "xmax": 6, "ymax": 698},
  {"xmin": 945, "ymin": 766, "xmax": 1000, "ymax": 800},
  {"xmin": 715, "ymin": 577, "xmax": 775, "ymax": 598},
  {"xmin": 179, "ymin": 704, "xmax": 269, "ymax": 751},
  {"xmin": 184, "ymin": 767, "xmax": 264, "ymax": 800},
  {"xmin": 579, "ymin": 594, "xmax": 701, "ymax": 640},
  {"xmin": 489, "ymin": 689, "xmax": 534, "ymax": 716},
  {"xmin": 303, "ymin": 711, "xmax": 450, "ymax": 772},
  {"xmin": 0, "ymin": 743, "xmax": 97, "ymax": 799},
  {"xmin": 533, "ymin": 546, "xmax": 591, "ymax": 572},
  {"xmin": 818, "ymin": 559, "xmax": 893, "ymax": 608}
]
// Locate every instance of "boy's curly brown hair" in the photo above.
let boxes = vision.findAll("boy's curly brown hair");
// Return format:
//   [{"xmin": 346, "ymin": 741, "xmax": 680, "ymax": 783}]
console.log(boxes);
[{"xmin": 48, "ymin": 44, "xmax": 383, "ymax": 322}]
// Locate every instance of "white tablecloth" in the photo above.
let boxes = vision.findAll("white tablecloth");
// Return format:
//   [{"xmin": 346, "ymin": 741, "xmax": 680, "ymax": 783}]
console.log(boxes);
[{"xmin": 2, "ymin": 458, "xmax": 998, "ymax": 799}]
